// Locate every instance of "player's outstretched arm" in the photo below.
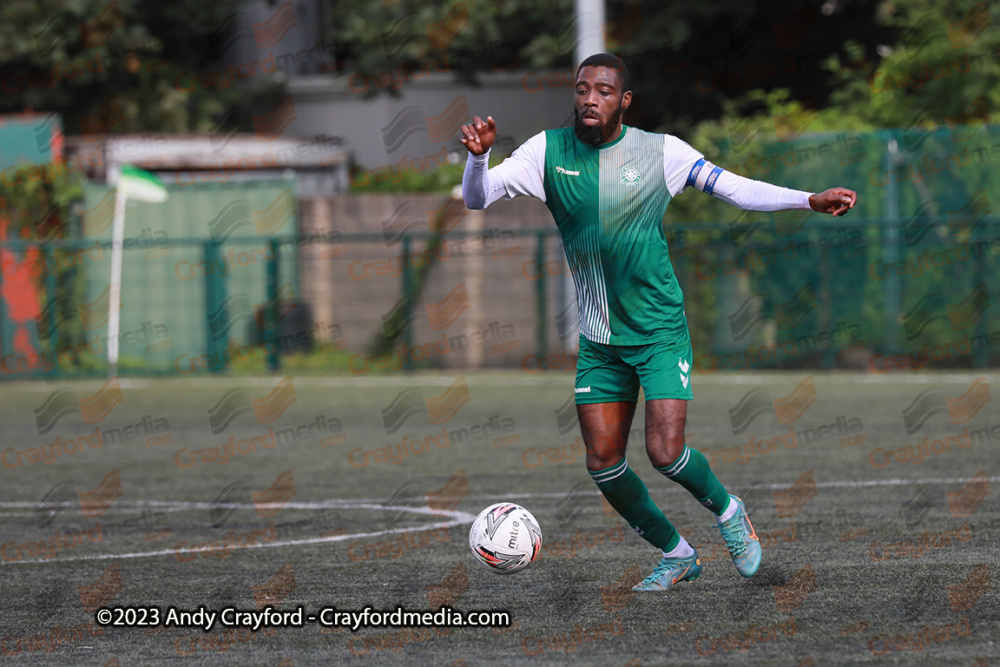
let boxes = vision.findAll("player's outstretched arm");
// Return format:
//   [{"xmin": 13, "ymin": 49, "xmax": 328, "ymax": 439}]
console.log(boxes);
[
  {"xmin": 684, "ymin": 158, "xmax": 858, "ymax": 215},
  {"xmin": 461, "ymin": 115, "xmax": 497, "ymax": 209},
  {"xmin": 808, "ymin": 188, "xmax": 857, "ymax": 217},
  {"xmin": 460, "ymin": 118, "xmax": 546, "ymax": 210}
]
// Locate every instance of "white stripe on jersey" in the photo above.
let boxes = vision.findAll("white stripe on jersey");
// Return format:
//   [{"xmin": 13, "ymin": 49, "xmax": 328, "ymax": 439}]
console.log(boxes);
[{"xmin": 569, "ymin": 235, "xmax": 611, "ymax": 345}]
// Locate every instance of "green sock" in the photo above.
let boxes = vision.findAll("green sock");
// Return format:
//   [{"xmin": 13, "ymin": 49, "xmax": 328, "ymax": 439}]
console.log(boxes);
[
  {"xmin": 655, "ymin": 446, "xmax": 731, "ymax": 515},
  {"xmin": 589, "ymin": 459, "xmax": 679, "ymax": 552}
]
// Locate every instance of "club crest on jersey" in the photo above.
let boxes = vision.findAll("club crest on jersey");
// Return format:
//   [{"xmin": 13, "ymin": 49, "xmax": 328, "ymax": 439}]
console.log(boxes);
[{"xmin": 620, "ymin": 165, "xmax": 641, "ymax": 185}]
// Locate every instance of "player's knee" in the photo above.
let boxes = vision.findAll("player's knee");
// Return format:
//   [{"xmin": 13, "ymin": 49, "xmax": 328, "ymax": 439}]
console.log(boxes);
[
  {"xmin": 586, "ymin": 452, "xmax": 624, "ymax": 473},
  {"xmin": 646, "ymin": 438, "xmax": 685, "ymax": 469}
]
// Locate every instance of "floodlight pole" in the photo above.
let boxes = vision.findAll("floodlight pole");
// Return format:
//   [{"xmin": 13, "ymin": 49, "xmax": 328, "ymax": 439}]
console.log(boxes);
[
  {"xmin": 561, "ymin": 0, "xmax": 606, "ymax": 352},
  {"xmin": 575, "ymin": 0, "xmax": 605, "ymax": 64}
]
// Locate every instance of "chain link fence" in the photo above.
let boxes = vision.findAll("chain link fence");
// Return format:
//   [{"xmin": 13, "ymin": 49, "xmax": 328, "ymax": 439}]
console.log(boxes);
[{"xmin": 1, "ymin": 127, "xmax": 999, "ymax": 378}]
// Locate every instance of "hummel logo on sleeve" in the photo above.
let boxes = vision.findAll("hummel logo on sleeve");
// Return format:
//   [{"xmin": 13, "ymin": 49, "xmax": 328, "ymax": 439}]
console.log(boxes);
[
  {"xmin": 556, "ymin": 166, "xmax": 580, "ymax": 176},
  {"xmin": 575, "ymin": 386, "xmax": 592, "ymax": 393}
]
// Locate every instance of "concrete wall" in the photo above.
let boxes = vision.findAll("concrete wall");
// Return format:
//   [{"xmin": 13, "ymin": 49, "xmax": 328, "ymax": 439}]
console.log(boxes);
[
  {"xmin": 298, "ymin": 193, "xmax": 576, "ymax": 371},
  {"xmin": 287, "ymin": 69, "xmax": 575, "ymax": 170}
]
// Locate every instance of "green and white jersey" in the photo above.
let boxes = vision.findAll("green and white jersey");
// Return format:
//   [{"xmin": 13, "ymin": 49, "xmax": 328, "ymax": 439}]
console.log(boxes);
[
  {"xmin": 464, "ymin": 124, "xmax": 813, "ymax": 346},
  {"xmin": 490, "ymin": 125, "xmax": 702, "ymax": 346}
]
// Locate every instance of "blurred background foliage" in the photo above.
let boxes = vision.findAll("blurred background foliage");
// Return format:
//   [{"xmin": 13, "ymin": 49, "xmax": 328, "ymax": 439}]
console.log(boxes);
[{"xmin": 3, "ymin": 1, "xmax": 997, "ymax": 142}]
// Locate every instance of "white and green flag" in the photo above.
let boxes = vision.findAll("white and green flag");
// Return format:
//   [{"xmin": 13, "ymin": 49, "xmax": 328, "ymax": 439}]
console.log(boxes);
[
  {"xmin": 107, "ymin": 164, "xmax": 168, "ymax": 374},
  {"xmin": 118, "ymin": 164, "xmax": 168, "ymax": 202}
]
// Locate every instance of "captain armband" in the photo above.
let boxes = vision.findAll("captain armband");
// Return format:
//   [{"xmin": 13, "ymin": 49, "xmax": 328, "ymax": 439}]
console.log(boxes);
[{"xmin": 685, "ymin": 158, "xmax": 725, "ymax": 195}]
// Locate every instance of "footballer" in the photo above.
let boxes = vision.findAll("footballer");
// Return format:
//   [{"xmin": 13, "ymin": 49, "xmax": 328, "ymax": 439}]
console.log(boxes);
[{"xmin": 460, "ymin": 54, "xmax": 856, "ymax": 591}]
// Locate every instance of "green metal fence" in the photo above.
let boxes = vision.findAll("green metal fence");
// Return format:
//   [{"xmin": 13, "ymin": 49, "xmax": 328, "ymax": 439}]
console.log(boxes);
[
  {"xmin": 76, "ymin": 179, "xmax": 298, "ymax": 367},
  {"xmin": 1, "ymin": 219, "xmax": 997, "ymax": 379},
  {"xmin": 2, "ymin": 126, "xmax": 1000, "ymax": 378}
]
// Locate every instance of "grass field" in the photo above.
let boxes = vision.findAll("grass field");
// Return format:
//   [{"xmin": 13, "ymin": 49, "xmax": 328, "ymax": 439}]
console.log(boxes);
[{"xmin": 1, "ymin": 371, "xmax": 997, "ymax": 666}]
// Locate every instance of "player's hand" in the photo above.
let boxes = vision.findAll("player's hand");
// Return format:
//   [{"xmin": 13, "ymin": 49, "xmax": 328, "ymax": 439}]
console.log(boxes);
[
  {"xmin": 809, "ymin": 188, "xmax": 857, "ymax": 216},
  {"xmin": 460, "ymin": 115, "xmax": 496, "ymax": 156}
]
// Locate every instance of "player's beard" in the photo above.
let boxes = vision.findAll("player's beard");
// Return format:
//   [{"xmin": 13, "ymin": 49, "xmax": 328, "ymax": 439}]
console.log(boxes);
[{"xmin": 574, "ymin": 101, "xmax": 624, "ymax": 146}]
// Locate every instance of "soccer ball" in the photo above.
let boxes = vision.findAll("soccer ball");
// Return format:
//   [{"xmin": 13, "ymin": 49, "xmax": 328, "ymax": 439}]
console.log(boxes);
[{"xmin": 468, "ymin": 503, "xmax": 542, "ymax": 574}]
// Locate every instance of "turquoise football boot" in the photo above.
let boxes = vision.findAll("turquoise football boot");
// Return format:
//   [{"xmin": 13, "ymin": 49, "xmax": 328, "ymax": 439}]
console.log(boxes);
[
  {"xmin": 714, "ymin": 495, "xmax": 762, "ymax": 578},
  {"xmin": 632, "ymin": 550, "xmax": 702, "ymax": 591}
]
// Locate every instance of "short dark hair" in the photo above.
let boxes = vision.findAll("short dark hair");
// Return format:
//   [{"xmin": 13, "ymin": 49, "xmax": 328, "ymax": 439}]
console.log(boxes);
[{"xmin": 576, "ymin": 53, "xmax": 629, "ymax": 92}]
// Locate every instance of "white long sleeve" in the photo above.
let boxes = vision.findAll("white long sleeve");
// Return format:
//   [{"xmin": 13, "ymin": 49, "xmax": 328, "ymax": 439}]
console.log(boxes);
[
  {"xmin": 461, "ymin": 151, "xmax": 508, "ymax": 209},
  {"xmin": 683, "ymin": 155, "xmax": 812, "ymax": 211},
  {"xmin": 464, "ymin": 131, "xmax": 813, "ymax": 212},
  {"xmin": 462, "ymin": 132, "xmax": 547, "ymax": 210},
  {"xmin": 709, "ymin": 169, "xmax": 813, "ymax": 211}
]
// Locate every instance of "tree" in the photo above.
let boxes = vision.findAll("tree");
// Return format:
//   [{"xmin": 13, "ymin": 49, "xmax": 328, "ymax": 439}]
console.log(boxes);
[
  {"xmin": 822, "ymin": 0, "xmax": 1000, "ymax": 128},
  {"xmin": 0, "ymin": 0, "xmax": 282, "ymax": 133},
  {"xmin": 327, "ymin": 0, "xmax": 894, "ymax": 134}
]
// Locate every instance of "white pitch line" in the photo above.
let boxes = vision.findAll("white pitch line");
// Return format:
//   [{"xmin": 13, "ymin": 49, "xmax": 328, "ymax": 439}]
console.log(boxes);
[
  {"xmin": 0, "ymin": 374, "xmax": 574, "ymax": 392},
  {"xmin": 0, "ymin": 503, "xmax": 476, "ymax": 566},
  {"xmin": 691, "ymin": 373, "xmax": 999, "ymax": 385},
  {"xmin": 760, "ymin": 477, "xmax": 998, "ymax": 489},
  {"xmin": 497, "ymin": 476, "xmax": 1000, "ymax": 495},
  {"xmin": 1, "ymin": 476, "xmax": 994, "ymax": 517},
  {"xmin": 1, "ymin": 379, "xmax": 155, "ymax": 392},
  {"xmin": 4, "ymin": 371, "xmax": 992, "ymax": 393}
]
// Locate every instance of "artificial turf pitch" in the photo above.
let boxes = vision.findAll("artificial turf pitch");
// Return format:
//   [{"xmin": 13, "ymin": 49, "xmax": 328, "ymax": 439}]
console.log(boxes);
[{"xmin": 0, "ymin": 371, "xmax": 997, "ymax": 665}]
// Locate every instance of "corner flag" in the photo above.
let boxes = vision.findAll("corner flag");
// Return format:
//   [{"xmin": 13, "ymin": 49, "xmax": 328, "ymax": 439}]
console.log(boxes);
[
  {"xmin": 107, "ymin": 165, "xmax": 168, "ymax": 375},
  {"xmin": 118, "ymin": 164, "xmax": 168, "ymax": 202}
]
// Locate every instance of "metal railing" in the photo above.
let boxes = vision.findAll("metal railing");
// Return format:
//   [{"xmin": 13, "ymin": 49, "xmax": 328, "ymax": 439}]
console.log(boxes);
[{"xmin": 1, "ymin": 217, "xmax": 997, "ymax": 379}]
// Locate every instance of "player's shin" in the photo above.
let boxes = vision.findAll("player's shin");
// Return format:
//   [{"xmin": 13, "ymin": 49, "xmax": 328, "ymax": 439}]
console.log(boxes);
[
  {"xmin": 588, "ymin": 459, "xmax": 680, "ymax": 551},
  {"xmin": 655, "ymin": 446, "xmax": 732, "ymax": 516}
]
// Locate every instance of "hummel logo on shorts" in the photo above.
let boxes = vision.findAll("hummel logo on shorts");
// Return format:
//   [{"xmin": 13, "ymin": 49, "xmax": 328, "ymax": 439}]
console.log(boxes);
[{"xmin": 575, "ymin": 386, "xmax": 592, "ymax": 393}]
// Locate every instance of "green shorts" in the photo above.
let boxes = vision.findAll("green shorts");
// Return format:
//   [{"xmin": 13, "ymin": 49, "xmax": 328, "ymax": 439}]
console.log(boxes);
[{"xmin": 575, "ymin": 334, "xmax": 693, "ymax": 404}]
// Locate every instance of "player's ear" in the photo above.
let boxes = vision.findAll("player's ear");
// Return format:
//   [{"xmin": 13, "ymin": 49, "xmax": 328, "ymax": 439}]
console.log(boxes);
[{"xmin": 621, "ymin": 90, "xmax": 632, "ymax": 110}]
